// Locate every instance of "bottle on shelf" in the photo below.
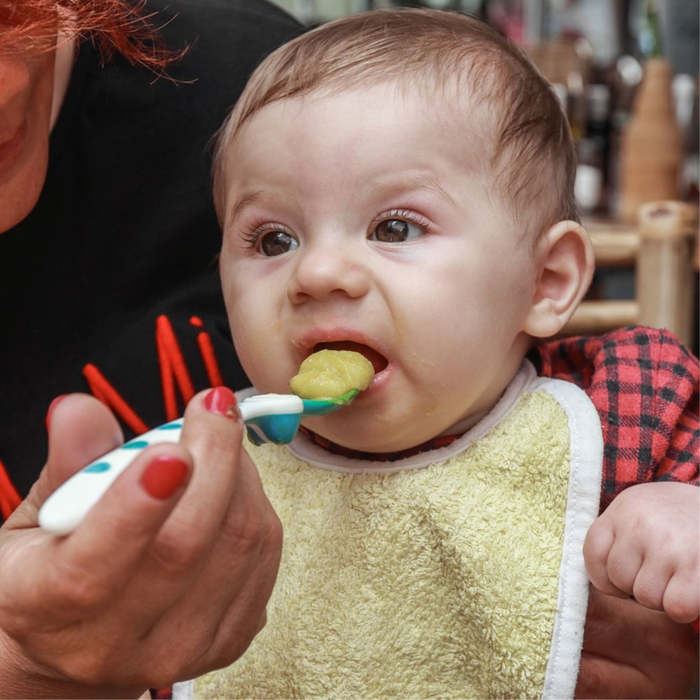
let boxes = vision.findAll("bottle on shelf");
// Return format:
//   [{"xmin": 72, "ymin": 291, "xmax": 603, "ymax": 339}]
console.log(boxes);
[{"xmin": 617, "ymin": 56, "xmax": 683, "ymax": 222}]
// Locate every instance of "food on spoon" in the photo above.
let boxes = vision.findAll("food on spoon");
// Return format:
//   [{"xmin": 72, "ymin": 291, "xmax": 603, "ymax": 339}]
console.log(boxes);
[{"xmin": 290, "ymin": 349, "xmax": 375, "ymax": 400}]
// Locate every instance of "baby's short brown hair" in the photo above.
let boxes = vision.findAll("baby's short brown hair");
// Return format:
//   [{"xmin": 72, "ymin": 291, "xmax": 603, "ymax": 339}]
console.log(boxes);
[{"xmin": 213, "ymin": 8, "xmax": 578, "ymax": 239}]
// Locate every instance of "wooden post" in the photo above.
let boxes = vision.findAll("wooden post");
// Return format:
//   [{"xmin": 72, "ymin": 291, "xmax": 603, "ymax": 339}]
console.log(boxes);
[
  {"xmin": 637, "ymin": 201, "xmax": 698, "ymax": 347},
  {"xmin": 564, "ymin": 300, "xmax": 638, "ymax": 335}
]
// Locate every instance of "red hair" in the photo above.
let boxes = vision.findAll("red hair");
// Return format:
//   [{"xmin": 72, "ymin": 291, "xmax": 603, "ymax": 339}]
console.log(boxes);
[{"xmin": 0, "ymin": 0, "xmax": 183, "ymax": 72}]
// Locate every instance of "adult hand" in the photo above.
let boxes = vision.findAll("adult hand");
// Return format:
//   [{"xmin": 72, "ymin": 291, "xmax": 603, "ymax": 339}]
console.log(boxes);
[
  {"xmin": 575, "ymin": 586, "xmax": 699, "ymax": 698},
  {"xmin": 0, "ymin": 389, "xmax": 282, "ymax": 699}
]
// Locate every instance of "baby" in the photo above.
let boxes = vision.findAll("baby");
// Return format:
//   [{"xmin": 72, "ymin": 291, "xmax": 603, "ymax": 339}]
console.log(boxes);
[{"xmin": 189, "ymin": 8, "xmax": 698, "ymax": 699}]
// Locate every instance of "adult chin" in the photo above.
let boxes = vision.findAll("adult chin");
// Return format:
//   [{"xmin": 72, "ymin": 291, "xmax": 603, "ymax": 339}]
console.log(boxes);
[
  {"xmin": 0, "ymin": 164, "xmax": 48, "ymax": 234},
  {"xmin": 0, "ymin": 117, "xmax": 51, "ymax": 234},
  {"xmin": 0, "ymin": 41, "xmax": 56, "ymax": 235}
]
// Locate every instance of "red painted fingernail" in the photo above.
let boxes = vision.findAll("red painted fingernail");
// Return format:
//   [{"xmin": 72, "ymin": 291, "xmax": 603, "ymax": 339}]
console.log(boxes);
[
  {"xmin": 45, "ymin": 395, "xmax": 68, "ymax": 433},
  {"xmin": 140, "ymin": 455, "xmax": 188, "ymax": 500},
  {"xmin": 203, "ymin": 386, "xmax": 238, "ymax": 418}
]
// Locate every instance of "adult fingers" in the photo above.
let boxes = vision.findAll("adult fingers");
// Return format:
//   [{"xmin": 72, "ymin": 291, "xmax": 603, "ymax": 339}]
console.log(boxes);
[
  {"xmin": 151, "ymin": 446, "xmax": 282, "ymax": 676},
  {"xmin": 200, "ymin": 448, "xmax": 282, "ymax": 668},
  {"xmin": 150, "ymin": 387, "xmax": 243, "ymax": 553},
  {"xmin": 576, "ymin": 588, "xmax": 652, "ymax": 698},
  {"xmin": 577, "ymin": 587, "xmax": 699, "ymax": 698},
  {"xmin": 45, "ymin": 394, "xmax": 124, "ymax": 493},
  {"xmin": 575, "ymin": 651, "xmax": 648, "ymax": 699},
  {"xmin": 580, "ymin": 586, "xmax": 656, "ymax": 664},
  {"xmin": 6, "ymin": 394, "xmax": 124, "ymax": 529},
  {"xmin": 120, "ymin": 388, "xmax": 246, "ymax": 631},
  {"xmin": 121, "ymin": 389, "xmax": 281, "ymax": 680},
  {"xmin": 2, "ymin": 442, "xmax": 192, "ymax": 629},
  {"xmin": 196, "ymin": 516, "xmax": 281, "ymax": 674}
]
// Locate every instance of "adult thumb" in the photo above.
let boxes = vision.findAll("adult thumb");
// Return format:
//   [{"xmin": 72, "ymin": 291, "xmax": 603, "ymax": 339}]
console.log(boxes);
[{"xmin": 32, "ymin": 394, "xmax": 124, "ymax": 510}]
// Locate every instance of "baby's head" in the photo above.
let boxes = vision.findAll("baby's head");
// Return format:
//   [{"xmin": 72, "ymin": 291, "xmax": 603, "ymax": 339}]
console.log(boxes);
[{"xmin": 214, "ymin": 8, "xmax": 593, "ymax": 453}]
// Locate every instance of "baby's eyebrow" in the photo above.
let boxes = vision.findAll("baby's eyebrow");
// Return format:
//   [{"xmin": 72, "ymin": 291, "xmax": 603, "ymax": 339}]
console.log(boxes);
[
  {"xmin": 225, "ymin": 173, "xmax": 457, "ymax": 226},
  {"xmin": 227, "ymin": 190, "xmax": 265, "ymax": 224},
  {"xmin": 375, "ymin": 172, "xmax": 458, "ymax": 207}
]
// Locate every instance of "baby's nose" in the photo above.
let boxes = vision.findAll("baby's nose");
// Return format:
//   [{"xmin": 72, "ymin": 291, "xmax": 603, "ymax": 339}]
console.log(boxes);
[{"xmin": 287, "ymin": 242, "xmax": 370, "ymax": 304}]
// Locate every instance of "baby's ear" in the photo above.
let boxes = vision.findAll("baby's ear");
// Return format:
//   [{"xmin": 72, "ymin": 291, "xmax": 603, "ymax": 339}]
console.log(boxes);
[{"xmin": 524, "ymin": 220, "xmax": 594, "ymax": 338}]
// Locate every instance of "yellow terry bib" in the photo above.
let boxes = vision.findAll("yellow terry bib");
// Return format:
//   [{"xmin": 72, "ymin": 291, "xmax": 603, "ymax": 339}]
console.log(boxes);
[{"xmin": 193, "ymin": 369, "xmax": 602, "ymax": 700}]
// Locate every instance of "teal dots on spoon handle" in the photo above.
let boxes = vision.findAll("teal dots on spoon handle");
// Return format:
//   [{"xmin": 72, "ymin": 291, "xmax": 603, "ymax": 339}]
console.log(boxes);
[
  {"xmin": 38, "ymin": 420, "xmax": 184, "ymax": 535},
  {"xmin": 83, "ymin": 461, "xmax": 111, "ymax": 473}
]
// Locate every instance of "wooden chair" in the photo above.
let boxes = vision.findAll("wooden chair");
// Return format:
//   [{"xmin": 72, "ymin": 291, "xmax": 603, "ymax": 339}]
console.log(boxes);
[{"xmin": 564, "ymin": 201, "xmax": 698, "ymax": 348}]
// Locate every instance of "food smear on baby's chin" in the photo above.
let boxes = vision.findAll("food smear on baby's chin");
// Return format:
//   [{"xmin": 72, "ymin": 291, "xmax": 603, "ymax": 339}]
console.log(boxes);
[{"xmin": 290, "ymin": 349, "xmax": 375, "ymax": 399}]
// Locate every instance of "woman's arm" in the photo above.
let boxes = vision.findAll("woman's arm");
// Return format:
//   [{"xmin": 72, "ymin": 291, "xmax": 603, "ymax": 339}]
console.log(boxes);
[{"xmin": 576, "ymin": 586, "xmax": 699, "ymax": 698}]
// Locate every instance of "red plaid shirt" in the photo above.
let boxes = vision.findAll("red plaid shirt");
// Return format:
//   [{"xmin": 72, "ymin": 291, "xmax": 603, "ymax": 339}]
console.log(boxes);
[{"xmin": 532, "ymin": 326, "xmax": 699, "ymax": 511}]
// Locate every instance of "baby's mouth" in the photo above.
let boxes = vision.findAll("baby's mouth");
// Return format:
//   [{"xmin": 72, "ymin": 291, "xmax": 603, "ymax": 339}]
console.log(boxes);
[{"xmin": 312, "ymin": 341, "xmax": 388, "ymax": 374}]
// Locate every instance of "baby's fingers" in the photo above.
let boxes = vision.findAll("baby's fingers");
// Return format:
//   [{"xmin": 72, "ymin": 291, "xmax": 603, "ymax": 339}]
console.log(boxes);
[
  {"xmin": 583, "ymin": 519, "xmax": 630, "ymax": 598},
  {"xmin": 633, "ymin": 556, "xmax": 699, "ymax": 621},
  {"xmin": 662, "ymin": 566, "xmax": 700, "ymax": 624},
  {"xmin": 629, "ymin": 557, "xmax": 670, "ymax": 612}
]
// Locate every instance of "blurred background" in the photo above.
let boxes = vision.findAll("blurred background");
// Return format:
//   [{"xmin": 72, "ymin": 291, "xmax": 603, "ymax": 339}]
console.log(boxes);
[{"xmin": 270, "ymin": 0, "xmax": 700, "ymax": 350}]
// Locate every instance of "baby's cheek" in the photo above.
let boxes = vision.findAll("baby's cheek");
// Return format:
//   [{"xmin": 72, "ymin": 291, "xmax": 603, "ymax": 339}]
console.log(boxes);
[{"xmin": 219, "ymin": 277, "xmax": 239, "ymax": 315}]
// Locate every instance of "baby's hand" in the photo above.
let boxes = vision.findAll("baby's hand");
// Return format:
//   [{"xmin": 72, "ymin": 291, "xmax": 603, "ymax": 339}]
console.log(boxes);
[{"xmin": 584, "ymin": 482, "xmax": 699, "ymax": 623}]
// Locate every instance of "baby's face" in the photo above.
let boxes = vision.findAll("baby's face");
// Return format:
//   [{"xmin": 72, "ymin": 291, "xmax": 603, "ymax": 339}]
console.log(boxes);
[{"xmin": 219, "ymin": 83, "xmax": 537, "ymax": 452}]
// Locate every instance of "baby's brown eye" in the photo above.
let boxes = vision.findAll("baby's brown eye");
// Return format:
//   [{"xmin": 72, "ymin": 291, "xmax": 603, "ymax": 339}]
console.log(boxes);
[
  {"xmin": 260, "ymin": 231, "xmax": 299, "ymax": 256},
  {"xmin": 370, "ymin": 219, "xmax": 422, "ymax": 243}
]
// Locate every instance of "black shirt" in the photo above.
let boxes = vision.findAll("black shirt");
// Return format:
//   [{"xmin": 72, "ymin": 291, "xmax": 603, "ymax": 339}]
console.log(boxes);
[{"xmin": 0, "ymin": 0, "xmax": 303, "ymax": 501}]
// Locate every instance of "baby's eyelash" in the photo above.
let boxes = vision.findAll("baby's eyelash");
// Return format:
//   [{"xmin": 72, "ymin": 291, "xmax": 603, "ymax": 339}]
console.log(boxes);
[
  {"xmin": 376, "ymin": 209, "xmax": 432, "ymax": 230},
  {"xmin": 239, "ymin": 229, "xmax": 260, "ymax": 248},
  {"xmin": 238, "ymin": 222, "xmax": 290, "ymax": 250}
]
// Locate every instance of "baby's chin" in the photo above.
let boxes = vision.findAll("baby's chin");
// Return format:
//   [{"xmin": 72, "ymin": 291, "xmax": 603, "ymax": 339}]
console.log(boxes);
[{"xmin": 301, "ymin": 415, "xmax": 435, "ymax": 455}]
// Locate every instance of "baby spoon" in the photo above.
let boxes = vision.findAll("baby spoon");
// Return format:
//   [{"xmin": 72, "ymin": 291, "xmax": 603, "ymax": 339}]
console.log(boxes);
[{"xmin": 38, "ymin": 389, "xmax": 359, "ymax": 535}]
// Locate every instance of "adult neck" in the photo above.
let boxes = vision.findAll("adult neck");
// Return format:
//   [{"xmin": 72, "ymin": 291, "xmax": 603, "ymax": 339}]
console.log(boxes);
[{"xmin": 50, "ymin": 31, "xmax": 76, "ymax": 131}]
